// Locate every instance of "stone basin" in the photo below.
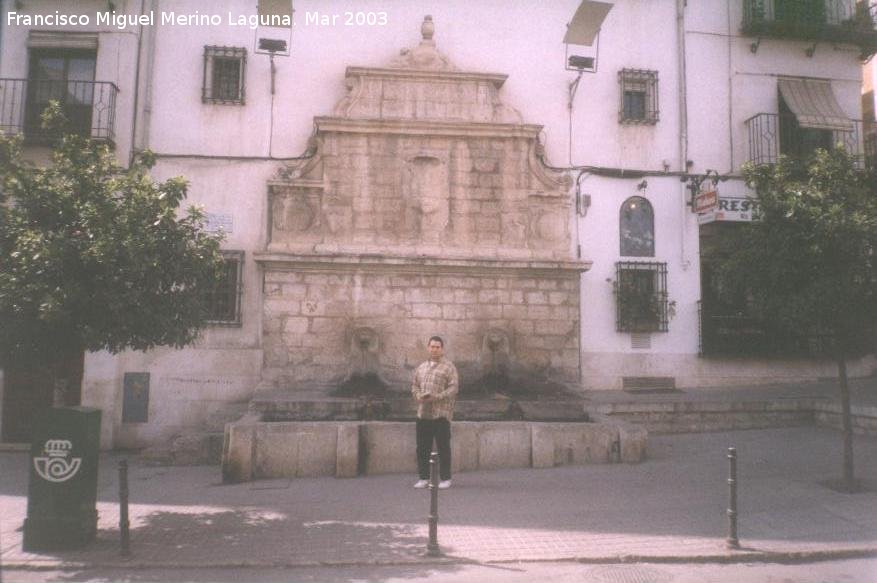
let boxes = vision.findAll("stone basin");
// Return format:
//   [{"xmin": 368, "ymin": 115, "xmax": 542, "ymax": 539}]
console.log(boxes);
[{"xmin": 221, "ymin": 405, "xmax": 646, "ymax": 483}]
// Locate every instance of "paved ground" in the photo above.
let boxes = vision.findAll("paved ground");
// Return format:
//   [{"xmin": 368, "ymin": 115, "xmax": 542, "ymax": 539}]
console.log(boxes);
[
  {"xmin": 1, "ymin": 425, "xmax": 876, "ymax": 574},
  {"xmin": 4, "ymin": 558, "xmax": 877, "ymax": 583}
]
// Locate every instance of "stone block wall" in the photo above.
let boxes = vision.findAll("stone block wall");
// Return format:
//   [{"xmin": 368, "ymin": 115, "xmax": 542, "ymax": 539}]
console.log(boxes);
[
  {"xmin": 260, "ymin": 260, "xmax": 581, "ymax": 392},
  {"xmin": 269, "ymin": 130, "xmax": 572, "ymax": 261}
]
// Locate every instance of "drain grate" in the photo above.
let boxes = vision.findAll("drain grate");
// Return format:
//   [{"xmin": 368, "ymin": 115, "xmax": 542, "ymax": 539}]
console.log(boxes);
[{"xmin": 586, "ymin": 564, "xmax": 674, "ymax": 583}]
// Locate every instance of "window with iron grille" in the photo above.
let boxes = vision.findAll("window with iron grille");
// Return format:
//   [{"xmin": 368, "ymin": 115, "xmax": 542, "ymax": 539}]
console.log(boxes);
[
  {"xmin": 615, "ymin": 261, "xmax": 668, "ymax": 332},
  {"xmin": 619, "ymin": 69, "xmax": 658, "ymax": 124},
  {"xmin": 205, "ymin": 251, "xmax": 243, "ymax": 325},
  {"xmin": 203, "ymin": 46, "xmax": 246, "ymax": 104}
]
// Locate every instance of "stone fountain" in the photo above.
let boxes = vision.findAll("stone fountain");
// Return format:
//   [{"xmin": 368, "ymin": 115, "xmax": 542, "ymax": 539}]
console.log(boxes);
[{"xmin": 221, "ymin": 17, "xmax": 646, "ymax": 482}]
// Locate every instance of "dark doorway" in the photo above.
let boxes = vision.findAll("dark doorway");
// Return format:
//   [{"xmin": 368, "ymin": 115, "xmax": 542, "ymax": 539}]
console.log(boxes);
[{"xmin": 1, "ymin": 352, "xmax": 83, "ymax": 443}]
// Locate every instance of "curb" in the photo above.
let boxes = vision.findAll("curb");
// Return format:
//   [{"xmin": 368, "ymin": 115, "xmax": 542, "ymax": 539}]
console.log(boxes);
[{"xmin": 4, "ymin": 547, "xmax": 876, "ymax": 571}]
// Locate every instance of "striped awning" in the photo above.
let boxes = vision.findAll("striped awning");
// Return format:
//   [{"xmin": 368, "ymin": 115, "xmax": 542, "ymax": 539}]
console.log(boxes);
[
  {"xmin": 28, "ymin": 31, "xmax": 98, "ymax": 50},
  {"xmin": 778, "ymin": 78, "xmax": 853, "ymax": 132}
]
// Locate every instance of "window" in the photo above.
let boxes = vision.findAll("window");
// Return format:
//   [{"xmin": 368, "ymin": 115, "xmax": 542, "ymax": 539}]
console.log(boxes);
[
  {"xmin": 26, "ymin": 49, "xmax": 96, "ymax": 137},
  {"xmin": 615, "ymin": 261, "xmax": 668, "ymax": 333},
  {"xmin": 620, "ymin": 196, "xmax": 654, "ymax": 257},
  {"xmin": 774, "ymin": 0, "xmax": 826, "ymax": 26},
  {"xmin": 205, "ymin": 251, "xmax": 244, "ymax": 325},
  {"xmin": 619, "ymin": 69, "xmax": 658, "ymax": 124},
  {"xmin": 777, "ymin": 94, "xmax": 833, "ymax": 159},
  {"xmin": 203, "ymin": 46, "xmax": 246, "ymax": 104}
]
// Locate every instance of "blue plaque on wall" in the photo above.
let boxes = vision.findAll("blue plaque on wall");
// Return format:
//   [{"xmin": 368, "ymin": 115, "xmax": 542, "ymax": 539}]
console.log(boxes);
[{"xmin": 122, "ymin": 372, "xmax": 150, "ymax": 423}]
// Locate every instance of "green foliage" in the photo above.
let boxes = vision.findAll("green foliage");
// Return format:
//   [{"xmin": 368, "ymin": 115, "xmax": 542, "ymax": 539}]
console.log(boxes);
[
  {"xmin": 718, "ymin": 147, "xmax": 877, "ymax": 356},
  {"xmin": 0, "ymin": 104, "xmax": 224, "ymax": 365}
]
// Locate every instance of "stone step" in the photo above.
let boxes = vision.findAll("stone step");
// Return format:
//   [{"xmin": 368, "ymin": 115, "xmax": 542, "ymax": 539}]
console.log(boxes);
[{"xmin": 249, "ymin": 394, "xmax": 589, "ymax": 422}]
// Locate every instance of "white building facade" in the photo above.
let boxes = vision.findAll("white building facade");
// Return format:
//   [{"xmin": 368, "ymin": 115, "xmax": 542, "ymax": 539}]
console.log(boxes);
[{"xmin": 1, "ymin": 0, "xmax": 875, "ymax": 449}]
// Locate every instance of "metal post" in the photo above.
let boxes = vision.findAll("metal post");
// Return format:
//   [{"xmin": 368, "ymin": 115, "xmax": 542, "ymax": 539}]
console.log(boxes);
[
  {"xmin": 727, "ymin": 447, "xmax": 739, "ymax": 549},
  {"xmin": 426, "ymin": 451, "xmax": 441, "ymax": 556},
  {"xmin": 119, "ymin": 459, "xmax": 130, "ymax": 556}
]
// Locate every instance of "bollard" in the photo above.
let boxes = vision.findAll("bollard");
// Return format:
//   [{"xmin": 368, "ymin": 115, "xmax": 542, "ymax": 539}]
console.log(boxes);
[
  {"xmin": 426, "ymin": 451, "xmax": 441, "ymax": 556},
  {"xmin": 726, "ymin": 447, "xmax": 739, "ymax": 549},
  {"xmin": 119, "ymin": 460, "xmax": 130, "ymax": 556}
]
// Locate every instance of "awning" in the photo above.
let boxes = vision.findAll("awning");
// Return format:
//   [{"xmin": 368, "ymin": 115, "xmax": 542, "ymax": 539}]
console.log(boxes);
[
  {"xmin": 28, "ymin": 31, "xmax": 98, "ymax": 50},
  {"xmin": 778, "ymin": 78, "xmax": 853, "ymax": 132},
  {"xmin": 563, "ymin": 1, "xmax": 613, "ymax": 46}
]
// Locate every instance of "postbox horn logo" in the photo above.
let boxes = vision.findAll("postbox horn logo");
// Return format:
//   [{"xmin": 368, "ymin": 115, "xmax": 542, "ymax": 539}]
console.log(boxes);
[{"xmin": 34, "ymin": 439, "xmax": 82, "ymax": 483}]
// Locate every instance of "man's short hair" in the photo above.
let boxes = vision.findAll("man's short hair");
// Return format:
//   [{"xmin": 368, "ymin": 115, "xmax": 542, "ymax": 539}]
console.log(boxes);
[{"xmin": 428, "ymin": 335, "xmax": 444, "ymax": 347}]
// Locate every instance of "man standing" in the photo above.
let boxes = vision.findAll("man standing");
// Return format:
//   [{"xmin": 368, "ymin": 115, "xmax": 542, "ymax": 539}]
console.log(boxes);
[{"xmin": 411, "ymin": 336, "xmax": 459, "ymax": 489}]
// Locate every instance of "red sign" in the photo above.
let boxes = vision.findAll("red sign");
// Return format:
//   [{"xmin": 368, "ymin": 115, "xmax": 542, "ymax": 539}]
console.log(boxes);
[{"xmin": 694, "ymin": 190, "xmax": 718, "ymax": 213}]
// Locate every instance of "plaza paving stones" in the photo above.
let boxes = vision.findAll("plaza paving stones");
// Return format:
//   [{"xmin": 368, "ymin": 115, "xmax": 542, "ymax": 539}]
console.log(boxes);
[{"xmin": 1, "ymin": 425, "xmax": 876, "ymax": 570}]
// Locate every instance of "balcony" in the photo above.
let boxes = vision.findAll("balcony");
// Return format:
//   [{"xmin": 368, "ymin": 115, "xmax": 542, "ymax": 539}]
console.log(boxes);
[
  {"xmin": 0, "ymin": 79, "xmax": 119, "ymax": 144},
  {"xmin": 742, "ymin": 0, "xmax": 877, "ymax": 56},
  {"xmin": 745, "ymin": 113, "xmax": 877, "ymax": 168}
]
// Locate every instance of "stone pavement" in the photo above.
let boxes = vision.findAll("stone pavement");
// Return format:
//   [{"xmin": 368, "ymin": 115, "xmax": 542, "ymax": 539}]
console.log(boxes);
[{"xmin": 1, "ymin": 424, "xmax": 876, "ymax": 571}]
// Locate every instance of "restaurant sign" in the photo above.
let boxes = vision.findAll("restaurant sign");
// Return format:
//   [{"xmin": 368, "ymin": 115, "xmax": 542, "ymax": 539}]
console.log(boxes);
[{"xmin": 698, "ymin": 196, "xmax": 760, "ymax": 224}]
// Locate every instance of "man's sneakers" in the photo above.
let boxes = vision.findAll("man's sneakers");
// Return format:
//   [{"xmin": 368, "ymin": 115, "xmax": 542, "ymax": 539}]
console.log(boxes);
[{"xmin": 413, "ymin": 479, "xmax": 453, "ymax": 489}]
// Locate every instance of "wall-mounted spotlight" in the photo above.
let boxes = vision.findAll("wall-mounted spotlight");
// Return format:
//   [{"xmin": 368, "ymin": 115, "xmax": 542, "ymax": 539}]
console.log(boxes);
[
  {"xmin": 258, "ymin": 38, "xmax": 287, "ymax": 53},
  {"xmin": 568, "ymin": 55, "xmax": 596, "ymax": 71},
  {"xmin": 563, "ymin": 1, "xmax": 612, "ymax": 74}
]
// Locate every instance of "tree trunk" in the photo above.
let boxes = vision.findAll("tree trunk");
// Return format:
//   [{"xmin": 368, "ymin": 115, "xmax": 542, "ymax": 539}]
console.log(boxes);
[{"xmin": 836, "ymin": 352, "xmax": 855, "ymax": 492}]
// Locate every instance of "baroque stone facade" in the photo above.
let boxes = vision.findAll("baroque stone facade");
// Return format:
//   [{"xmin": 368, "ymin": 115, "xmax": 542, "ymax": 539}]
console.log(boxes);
[{"xmin": 257, "ymin": 17, "xmax": 591, "ymax": 393}]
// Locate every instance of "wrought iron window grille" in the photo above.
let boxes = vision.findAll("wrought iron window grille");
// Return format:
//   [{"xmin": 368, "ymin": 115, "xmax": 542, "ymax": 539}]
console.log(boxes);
[
  {"xmin": 203, "ymin": 46, "xmax": 246, "ymax": 105},
  {"xmin": 615, "ymin": 261, "xmax": 669, "ymax": 333},
  {"xmin": 205, "ymin": 251, "xmax": 244, "ymax": 326},
  {"xmin": 618, "ymin": 69, "xmax": 659, "ymax": 125}
]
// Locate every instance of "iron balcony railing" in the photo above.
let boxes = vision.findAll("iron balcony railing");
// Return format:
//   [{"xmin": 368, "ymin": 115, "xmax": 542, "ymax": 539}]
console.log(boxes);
[
  {"xmin": 0, "ymin": 78, "xmax": 119, "ymax": 143},
  {"xmin": 745, "ymin": 113, "xmax": 877, "ymax": 168},
  {"xmin": 742, "ymin": 0, "xmax": 877, "ymax": 54}
]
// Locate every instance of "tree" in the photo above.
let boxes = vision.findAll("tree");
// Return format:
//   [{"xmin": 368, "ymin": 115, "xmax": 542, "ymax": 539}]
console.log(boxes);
[
  {"xmin": 720, "ymin": 147, "xmax": 877, "ymax": 492},
  {"xmin": 0, "ymin": 103, "xmax": 224, "ymax": 402}
]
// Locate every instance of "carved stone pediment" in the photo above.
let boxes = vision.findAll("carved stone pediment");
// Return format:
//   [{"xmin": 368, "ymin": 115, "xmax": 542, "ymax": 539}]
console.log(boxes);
[{"xmin": 267, "ymin": 16, "xmax": 574, "ymax": 261}]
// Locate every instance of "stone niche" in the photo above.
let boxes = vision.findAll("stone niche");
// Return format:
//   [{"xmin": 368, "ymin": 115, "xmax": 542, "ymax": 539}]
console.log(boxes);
[{"xmin": 257, "ymin": 16, "xmax": 591, "ymax": 393}]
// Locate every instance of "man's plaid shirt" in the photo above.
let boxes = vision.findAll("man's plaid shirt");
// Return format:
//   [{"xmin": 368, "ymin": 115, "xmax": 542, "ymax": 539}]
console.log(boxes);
[{"xmin": 411, "ymin": 358, "xmax": 459, "ymax": 421}]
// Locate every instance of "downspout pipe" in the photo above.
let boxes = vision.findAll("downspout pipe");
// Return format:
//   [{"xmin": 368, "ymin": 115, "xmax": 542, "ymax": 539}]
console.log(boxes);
[
  {"xmin": 677, "ymin": 0, "xmax": 691, "ymax": 271},
  {"xmin": 128, "ymin": 0, "xmax": 147, "ymax": 167}
]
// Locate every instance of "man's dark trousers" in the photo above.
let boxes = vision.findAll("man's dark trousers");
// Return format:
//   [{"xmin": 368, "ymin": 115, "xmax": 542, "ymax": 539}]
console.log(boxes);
[{"xmin": 416, "ymin": 418, "xmax": 451, "ymax": 481}]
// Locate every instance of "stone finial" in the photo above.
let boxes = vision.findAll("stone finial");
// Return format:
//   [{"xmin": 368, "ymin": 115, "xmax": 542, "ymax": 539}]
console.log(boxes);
[
  {"xmin": 388, "ymin": 15, "xmax": 455, "ymax": 71},
  {"xmin": 421, "ymin": 15, "xmax": 435, "ymax": 42}
]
